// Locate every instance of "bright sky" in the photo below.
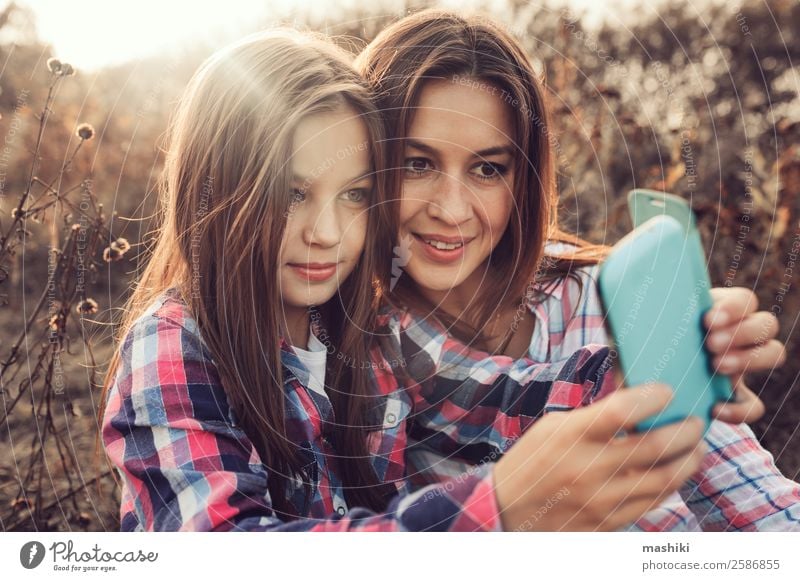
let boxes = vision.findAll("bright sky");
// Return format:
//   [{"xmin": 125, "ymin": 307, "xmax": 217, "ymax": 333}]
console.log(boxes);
[{"xmin": 6, "ymin": 0, "xmax": 667, "ymax": 71}]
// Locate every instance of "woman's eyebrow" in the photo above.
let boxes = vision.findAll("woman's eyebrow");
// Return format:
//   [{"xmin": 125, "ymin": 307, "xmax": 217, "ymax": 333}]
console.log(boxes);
[
  {"xmin": 404, "ymin": 139, "xmax": 439, "ymax": 155},
  {"xmin": 471, "ymin": 145, "xmax": 515, "ymax": 158},
  {"xmin": 405, "ymin": 139, "xmax": 514, "ymax": 159}
]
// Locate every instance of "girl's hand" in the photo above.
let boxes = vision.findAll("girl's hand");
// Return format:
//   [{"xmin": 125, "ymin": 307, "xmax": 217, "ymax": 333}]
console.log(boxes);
[
  {"xmin": 704, "ymin": 287, "xmax": 785, "ymax": 424},
  {"xmin": 492, "ymin": 383, "xmax": 707, "ymax": 532}
]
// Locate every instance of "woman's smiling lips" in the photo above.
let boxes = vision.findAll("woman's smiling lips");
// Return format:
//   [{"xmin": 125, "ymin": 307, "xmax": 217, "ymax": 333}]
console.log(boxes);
[
  {"xmin": 287, "ymin": 262, "xmax": 339, "ymax": 282},
  {"xmin": 412, "ymin": 232, "xmax": 473, "ymax": 263}
]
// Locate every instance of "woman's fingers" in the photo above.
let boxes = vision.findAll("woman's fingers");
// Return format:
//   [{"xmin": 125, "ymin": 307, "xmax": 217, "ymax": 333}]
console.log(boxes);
[
  {"xmin": 582, "ymin": 383, "xmax": 674, "ymax": 440},
  {"xmin": 706, "ymin": 310, "xmax": 780, "ymax": 354},
  {"xmin": 608, "ymin": 416, "xmax": 705, "ymax": 470},
  {"xmin": 705, "ymin": 287, "xmax": 759, "ymax": 330},
  {"xmin": 497, "ymin": 383, "xmax": 706, "ymax": 532},
  {"xmin": 596, "ymin": 442, "xmax": 707, "ymax": 530},
  {"xmin": 622, "ymin": 439, "xmax": 707, "ymax": 499},
  {"xmin": 592, "ymin": 443, "xmax": 706, "ymax": 531},
  {"xmin": 711, "ymin": 376, "xmax": 766, "ymax": 424},
  {"xmin": 712, "ymin": 339, "xmax": 787, "ymax": 375},
  {"xmin": 705, "ymin": 287, "xmax": 787, "ymax": 374}
]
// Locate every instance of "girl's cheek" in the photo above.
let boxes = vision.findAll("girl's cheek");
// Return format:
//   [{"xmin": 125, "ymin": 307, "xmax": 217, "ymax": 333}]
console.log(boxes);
[
  {"xmin": 346, "ymin": 212, "xmax": 369, "ymax": 254},
  {"xmin": 280, "ymin": 220, "xmax": 302, "ymax": 254}
]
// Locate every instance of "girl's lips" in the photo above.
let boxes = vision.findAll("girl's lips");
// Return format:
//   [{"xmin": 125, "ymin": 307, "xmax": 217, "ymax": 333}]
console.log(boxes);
[
  {"xmin": 287, "ymin": 263, "xmax": 338, "ymax": 282},
  {"xmin": 412, "ymin": 233, "xmax": 469, "ymax": 264}
]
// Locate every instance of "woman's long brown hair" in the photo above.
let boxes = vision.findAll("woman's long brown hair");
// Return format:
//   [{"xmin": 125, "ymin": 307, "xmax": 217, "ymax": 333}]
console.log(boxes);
[
  {"xmin": 356, "ymin": 9, "xmax": 609, "ymax": 347},
  {"xmin": 96, "ymin": 29, "xmax": 397, "ymax": 519}
]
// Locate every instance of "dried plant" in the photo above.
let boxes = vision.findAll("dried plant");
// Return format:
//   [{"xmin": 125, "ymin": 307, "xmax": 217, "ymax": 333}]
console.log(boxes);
[{"xmin": 0, "ymin": 57, "xmax": 128, "ymax": 531}]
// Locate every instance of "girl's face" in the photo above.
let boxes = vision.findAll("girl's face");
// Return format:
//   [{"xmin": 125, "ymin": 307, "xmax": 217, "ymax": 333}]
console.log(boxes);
[
  {"xmin": 279, "ymin": 106, "xmax": 373, "ymax": 311},
  {"xmin": 399, "ymin": 78, "xmax": 515, "ymax": 294}
]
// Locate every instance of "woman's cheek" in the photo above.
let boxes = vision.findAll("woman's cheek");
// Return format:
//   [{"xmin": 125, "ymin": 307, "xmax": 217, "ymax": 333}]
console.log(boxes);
[
  {"xmin": 486, "ymin": 190, "xmax": 513, "ymax": 246},
  {"xmin": 399, "ymin": 182, "xmax": 429, "ymax": 223}
]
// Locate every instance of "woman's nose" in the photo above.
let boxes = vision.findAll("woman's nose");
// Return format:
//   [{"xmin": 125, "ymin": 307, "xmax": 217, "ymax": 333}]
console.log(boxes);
[{"xmin": 426, "ymin": 173, "xmax": 474, "ymax": 225}]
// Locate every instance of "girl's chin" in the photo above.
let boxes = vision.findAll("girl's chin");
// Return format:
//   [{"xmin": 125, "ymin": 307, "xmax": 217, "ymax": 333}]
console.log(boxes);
[{"xmin": 282, "ymin": 287, "xmax": 338, "ymax": 308}]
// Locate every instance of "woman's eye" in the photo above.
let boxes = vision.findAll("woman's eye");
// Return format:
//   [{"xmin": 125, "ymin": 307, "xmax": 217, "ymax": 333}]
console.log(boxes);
[
  {"xmin": 290, "ymin": 189, "xmax": 306, "ymax": 204},
  {"xmin": 404, "ymin": 157, "xmax": 433, "ymax": 177},
  {"xmin": 342, "ymin": 189, "xmax": 368, "ymax": 203},
  {"xmin": 471, "ymin": 162, "xmax": 508, "ymax": 181}
]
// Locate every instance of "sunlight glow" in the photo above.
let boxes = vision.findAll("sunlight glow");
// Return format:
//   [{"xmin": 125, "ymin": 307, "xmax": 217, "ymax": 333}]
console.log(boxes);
[
  {"xmin": 9, "ymin": 0, "xmax": 666, "ymax": 71},
  {"xmin": 9, "ymin": 0, "xmax": 331, "ymax": 71}
]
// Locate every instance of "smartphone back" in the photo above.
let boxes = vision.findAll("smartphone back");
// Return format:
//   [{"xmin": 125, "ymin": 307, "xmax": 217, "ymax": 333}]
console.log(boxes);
[
  {"xmin": 598, "ymin": 214, "xmax": 728, "ymax": 432},
  {"xmin": 628, "ymin": 189, "xmax": 697, "ymax": 232},
  {"xmin": 628, "ymin": 189, "xmax": 709, "ymax": 287},
  {"xmin": 628, "ymin": 189, "xmax": 732, "ymax": 412}
]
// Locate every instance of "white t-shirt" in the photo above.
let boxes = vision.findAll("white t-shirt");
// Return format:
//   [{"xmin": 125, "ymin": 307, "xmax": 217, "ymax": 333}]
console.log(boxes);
[{"xmin": 292, "ymin": 326, "xmax": 328, "ymax": 399}]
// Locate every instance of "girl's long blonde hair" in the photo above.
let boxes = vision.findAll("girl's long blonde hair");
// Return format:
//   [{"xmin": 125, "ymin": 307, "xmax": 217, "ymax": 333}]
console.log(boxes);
[{"xmin": 97, "ymin": 29, "xmax": 397, "ymax": 518}]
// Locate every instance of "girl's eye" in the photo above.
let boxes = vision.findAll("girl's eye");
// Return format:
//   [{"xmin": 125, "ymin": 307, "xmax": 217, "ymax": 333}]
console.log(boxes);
[
  {"xmin": 404, "ymin": 157, "xmax": 433, "ymax": 177},
  {"xmin": 471, "ymin": 162, "xmax": 508, "ymax": 181},
  {"xmin": 342, "ymin": 189, "xmax": 369, "ymax": 204}
]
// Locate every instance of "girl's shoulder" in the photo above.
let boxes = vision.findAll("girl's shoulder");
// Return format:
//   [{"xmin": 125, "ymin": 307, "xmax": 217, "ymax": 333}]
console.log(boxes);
[
  {"xmin": 119, "ymin": 287, "xmax": 216, "ymax": 369},
  {"xmin": 107, "ymin": 287, "xmax": 234, "ymax": 433},
  {"xmin": 145, "ymin": 286, "xmax": 199, "ymax": 332}
]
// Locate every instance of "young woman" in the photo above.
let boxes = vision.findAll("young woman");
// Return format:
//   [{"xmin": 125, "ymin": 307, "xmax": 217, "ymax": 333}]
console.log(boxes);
[
  {"xmin": 356, "ymin": 9, "xmax": 800, "ymax": 531},
  {"xmin": 98, "ymin": 28, "xmax": 705, "ymax": 532}
]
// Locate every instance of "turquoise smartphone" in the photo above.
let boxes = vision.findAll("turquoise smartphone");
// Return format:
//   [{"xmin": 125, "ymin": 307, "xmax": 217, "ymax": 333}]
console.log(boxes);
[
  {"xmin": 597, "ymin": 214, "xmax": 733, "ymax": 433},
  {"xmin": 627, "ymin": 189, "xmax": 708, "ymax": 287},
  {"xmin": 628, "ymin": 189, "xmax": 734, "ymax": 413},
  {"xmin": 628, "ymin": 189, "xmax": 696, "ymax": 232}
]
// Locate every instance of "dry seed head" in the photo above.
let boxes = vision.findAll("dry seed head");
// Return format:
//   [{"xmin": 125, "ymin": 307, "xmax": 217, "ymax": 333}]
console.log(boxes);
[
  {"xmin": 47, "ymin": 57, "xmax": 62, "ymax": 74},
  {"xmin": 76, "ymin": 298, "xmax": 98, "ymax": 316},
  {"xmin": 76, "ymin": 123, "xmax": 95, "ymax": 140}
]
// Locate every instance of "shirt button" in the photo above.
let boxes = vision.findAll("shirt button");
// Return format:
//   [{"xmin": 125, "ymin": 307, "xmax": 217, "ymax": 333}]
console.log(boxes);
[
  {"xmin": 336, "ymin": 505, "xmax": 346, "ymax": 516},
  {"xmin": 386, "ymin": 412, "xmax": 397, "ymax": 425}
]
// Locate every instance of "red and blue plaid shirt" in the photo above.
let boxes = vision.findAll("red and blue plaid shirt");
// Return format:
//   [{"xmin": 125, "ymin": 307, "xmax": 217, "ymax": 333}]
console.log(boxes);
[
  {"xmin": 102, "ymin": 287, "xmax": 614, "ymax": 531},
  {"xmin": 403, "ymin": 243, "xmax": 800, "ymax": 531}
]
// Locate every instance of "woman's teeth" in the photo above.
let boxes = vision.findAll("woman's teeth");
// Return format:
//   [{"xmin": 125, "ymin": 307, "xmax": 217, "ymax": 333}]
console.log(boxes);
[{"xmin": 423, "ymin": 238, "xmax": 464, "ymax": 251}]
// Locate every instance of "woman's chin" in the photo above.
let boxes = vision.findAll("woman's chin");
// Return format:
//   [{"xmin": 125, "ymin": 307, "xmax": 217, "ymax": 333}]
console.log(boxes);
[{"xmin": 407, "ymin": 268, "xmax": 471, "ymax": 295}]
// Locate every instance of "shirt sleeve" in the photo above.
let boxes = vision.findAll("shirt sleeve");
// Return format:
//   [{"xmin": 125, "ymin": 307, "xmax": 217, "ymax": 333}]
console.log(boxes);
[
  {"xmin": 396, "ymin": 310, "xmax": 613, "ymax": 462},
  {"xmin": 553, "ymin": 268, "xmax": 800, "ymax": 531},
  {"xmin": 102, "ymin": 312, "xmax": 504, "ymax": 532},
  {"xmin": 545, "ymin": 264, "xmax": 611, "ymax": 362},
  {"xmin": 677, "ymin": 420, "xmax": 800, "ymax": 531}
]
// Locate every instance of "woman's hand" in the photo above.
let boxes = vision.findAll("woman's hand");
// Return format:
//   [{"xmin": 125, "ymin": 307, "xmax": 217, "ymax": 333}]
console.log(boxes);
[
  {"xmin": 704, "ymin": 287, "xmax": 786, "ymax": 424},
  {"xmin": 492, "ymin": 383, "xmax": 707, "ymax": 532}
]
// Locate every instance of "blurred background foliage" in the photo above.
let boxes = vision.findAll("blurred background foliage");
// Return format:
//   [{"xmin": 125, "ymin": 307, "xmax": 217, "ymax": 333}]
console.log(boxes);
[{"xmin": 0, "ymin": 0, "xmax": 797, "ymax": 530}]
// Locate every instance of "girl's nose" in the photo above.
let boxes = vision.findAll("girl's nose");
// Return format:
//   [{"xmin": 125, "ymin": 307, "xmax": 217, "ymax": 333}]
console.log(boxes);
[{"xmin": 302, "ymin": 201, "xmax": 342, "ymax": 248}]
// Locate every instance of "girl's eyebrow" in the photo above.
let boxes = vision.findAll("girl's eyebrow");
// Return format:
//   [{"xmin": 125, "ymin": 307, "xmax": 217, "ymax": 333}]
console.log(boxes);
[
  {"xmin": 291, "ymin": 170, "xmax": 373, "ymax": 188},
  {"xmin": 405, "ymin": 138, "xmax": 514, "ymax": 158},
  {"xmin": 342, "ymin": 171, "xmax": 374, "ymax": 187}
]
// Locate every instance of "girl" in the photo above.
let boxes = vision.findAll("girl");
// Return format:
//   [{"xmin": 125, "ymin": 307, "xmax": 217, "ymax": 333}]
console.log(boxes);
[
  {"xmin": 356, "ymin": 9, "xmax": 800, "ymax": 531},
  {"xmin": 99, "ymin": 28, "xmax": 703, "ymax": 532}
]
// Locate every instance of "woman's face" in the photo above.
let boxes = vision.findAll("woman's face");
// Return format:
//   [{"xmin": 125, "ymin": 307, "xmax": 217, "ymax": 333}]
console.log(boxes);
[
  {"xmin": 398, "ymin": 78, "xmax": 515, "ymax": 294},
  {"xmin": 279, "ymin": 106, "xmax": 373, "ymax": 310}
]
